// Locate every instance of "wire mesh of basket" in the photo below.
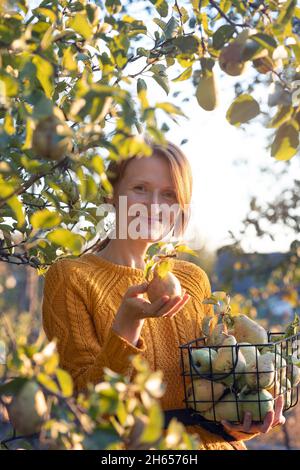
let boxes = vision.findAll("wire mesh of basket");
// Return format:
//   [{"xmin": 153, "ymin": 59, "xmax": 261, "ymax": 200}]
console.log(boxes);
[{"xmin": 179, "ymin": 331, "xmax": 300, "ymax": 424}]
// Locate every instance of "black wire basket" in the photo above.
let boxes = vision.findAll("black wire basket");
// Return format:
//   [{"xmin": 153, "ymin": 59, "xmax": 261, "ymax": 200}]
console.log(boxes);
[{"xmin": 179, "ymin": 331, "xmax": 300, "ymax": 425}]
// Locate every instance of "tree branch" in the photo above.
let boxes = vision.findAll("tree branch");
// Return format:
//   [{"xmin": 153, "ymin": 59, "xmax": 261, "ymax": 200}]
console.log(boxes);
[
  {"xmin": 209, "ymin": 0, "xmax": 251, "ymax": 28},
  {"xmin": 0, "ymin": 157, "xmax": 70, "ymax": 209}
]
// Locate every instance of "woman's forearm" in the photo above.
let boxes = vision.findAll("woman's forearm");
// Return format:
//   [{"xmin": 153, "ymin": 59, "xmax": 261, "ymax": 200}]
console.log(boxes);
[{"xmin": 112, "ymin": 313, "xmax": 144, "ymax": 347}]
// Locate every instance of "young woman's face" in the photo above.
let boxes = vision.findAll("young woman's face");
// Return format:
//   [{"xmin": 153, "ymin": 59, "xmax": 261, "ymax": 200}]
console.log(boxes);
[{"xmin": 113, "ymin": 155, "xmax": 180, "ymax": 242}]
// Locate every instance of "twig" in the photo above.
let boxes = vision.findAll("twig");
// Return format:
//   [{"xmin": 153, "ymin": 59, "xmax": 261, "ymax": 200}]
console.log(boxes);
[
  {"xmin": 174, "ymin": 0, "xmax": 185, "ymax": 33},
  {"xmin": 209, "ymin": 0, "xmax": 251, "ymax": 27},
  {"xmin": 0, "ymin": 158, "xmax": 70, "ymax": 209}
]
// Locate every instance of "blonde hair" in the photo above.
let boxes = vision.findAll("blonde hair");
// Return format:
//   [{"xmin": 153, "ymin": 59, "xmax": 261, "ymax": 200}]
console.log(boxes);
[{"xmin": 88, "ymin": 136, "xmax": 193, "ymax": 254}]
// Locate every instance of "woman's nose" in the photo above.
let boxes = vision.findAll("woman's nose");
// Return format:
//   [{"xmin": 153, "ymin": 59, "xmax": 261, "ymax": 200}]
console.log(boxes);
[{"xmin": 149, "ymin": 191, "xmax": 161, "ymax": 205}]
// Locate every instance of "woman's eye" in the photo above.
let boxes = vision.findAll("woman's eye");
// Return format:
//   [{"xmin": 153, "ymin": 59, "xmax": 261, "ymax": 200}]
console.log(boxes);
[
  {"xmin": 134, "ymin": 185, "xmax": 146, "ymax": 192},
  {"xmin": 164, "ymin": 192, "xmax": 176, "ymax": 199}
]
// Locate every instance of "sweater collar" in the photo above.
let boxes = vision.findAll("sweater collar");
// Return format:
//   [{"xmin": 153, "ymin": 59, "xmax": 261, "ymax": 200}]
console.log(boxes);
[{"xmin": 80, "ymin": 253, "xmax": 147, "ymax": 277}]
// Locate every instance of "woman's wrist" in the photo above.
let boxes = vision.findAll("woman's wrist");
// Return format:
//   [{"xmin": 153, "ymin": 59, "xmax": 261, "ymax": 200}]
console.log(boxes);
[{"xmin": 112, "ymin": 312, "xmax": 144, "ymax": 347}]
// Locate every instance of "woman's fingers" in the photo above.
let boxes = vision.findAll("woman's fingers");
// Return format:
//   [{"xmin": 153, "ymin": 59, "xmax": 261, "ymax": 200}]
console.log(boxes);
[
  {"xmin": 158, "ymin": 293, "xmax": 190, "ymax": 317},
  {"xmin": 125, "ymin": 282, "xmax": 149, "ymax": 298},
  {"xmin": 273, "ymin": 395, "xmax": 285, "ymax": 426},
  {"xmin": 242, "ymin": 412, "xmax": 252, "ymax": 433},
  {"xmin": 163, "ymin": 294, "xmax": 191, "ymax": 318},
  {"xmin": 153, "ymin": 295, "xmax": 182, "ymax": 316},
  {"xmin": 261, "ymin": 410, "xmax": 275, "ymax": 433},
  {"xmin": 142, "ymin": 295, "xmax": 170, "ymax": 316},
  {"xmin": 126, "ymin": 285, "xmax": 191, "ymax": 319}
]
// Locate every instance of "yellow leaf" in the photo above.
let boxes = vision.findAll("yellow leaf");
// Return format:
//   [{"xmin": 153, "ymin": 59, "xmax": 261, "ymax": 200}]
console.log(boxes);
[
  {"xmin": 30, "ymin": 209, "xmax": 62, "ymax": 230},
  {"xmin": 175, "ymin": 244, "xmax": 198, "ymax": 257},
  {"xmin": 32, "ymin": 55, "xmax": 54, "ymax": 99},
  {"xmin": 7, "ymin": 195, "xmax": 25, "ymax": 228},
  {"xmin": 62, "ymin": 47, "xmax": 78, "ymax": 72},
  {"xmin": 4, "ymin": 113, "xmax": 15, "ymax": 135},
  {"xmin": 271, "ymin": 123, "xmax": 299, "ymax": 161},
  {"xmin": 156, "ymin": 259, "xmax": 171, "ymax": 278},
  {"xmin": 68, "ymin": 13, "xmax": 93, "ymax": 40},
  {"xmin": 22, "ymin": 118, "xmax": 34, "ymax": 150},
  {"xmin": 156, "ymin": 102, "xmax": 186, "ymax": 116}
]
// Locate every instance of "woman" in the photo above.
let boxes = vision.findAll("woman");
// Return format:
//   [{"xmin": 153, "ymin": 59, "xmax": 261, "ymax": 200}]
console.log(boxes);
[{"xmin": 42, "ymin": 136, "xmax": 285, "ymax": 450}]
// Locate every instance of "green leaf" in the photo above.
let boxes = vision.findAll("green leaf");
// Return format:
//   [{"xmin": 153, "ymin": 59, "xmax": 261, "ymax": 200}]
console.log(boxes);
[
  {"xmin": 241, "ymin": 39, "xmax": 262, "ymax": 61},
  {"xmin": 251, "ymin": 33, "xmax": 277, "ymax": 52},
  {"xmin": 212, "ymin": 25, "xmax": 235, "ymax": 50},
  {"xmin": 68, "ymin": 13, "xmax": 93, "ymax": 40},
  {"xmin": 278, "ymin": 0, "xmax": 297, "ymax": 25},
  {"xmin": 226, "ymin": 94, "xmax": 260, "ymax": 126},
  {"xmin": 56, "ymin": 368, "xmax": 73, "ymax": 397},
  {"xmin": 83, "ymin": 425, "xmax": 121, "ymax": 450},
  {"xmin": 34, "ymin": 7, "xmax": 57, "ymax": 23},
  {"xmin": 173, "ymin": 35, "xmax": 199, "ymax": 53},
  {"xmin": 164, "ymin": 16, "xmax": 179, "ymax": 39},
  {"xmin": 271, "ymin": 122, "xmax": 299, "ymax": 161},
  {"xmin": 150, "ymin": 0, "xmax": 169, "ymax": 17},
  {"xmin": 153, "ymin": 18, "xmax": 168, "ymax": 32},
  {"xmin": 32, "ymin": 55, "xmax": 54, "ymax": 99},
  {"xmin": 30, "ymin": 209, "xmax": 62, "ymax": 230},
  {"xmin": 47, "ymin": 228, "xmax": 85, "ymax": 254},
  {"xmin": 152, "ymin": 74, "xmax": 169, "ymax": 95},
  {"xmin": 0, "ymin": 378, "xmax": 28, "ymax": 396},
  {"xmin": 140, "ymin": 403, "xmax": 163, "ymax": 444},
  {"xmin": 137, "ymin": 78, "xmax": 147, "ymax": 93}
]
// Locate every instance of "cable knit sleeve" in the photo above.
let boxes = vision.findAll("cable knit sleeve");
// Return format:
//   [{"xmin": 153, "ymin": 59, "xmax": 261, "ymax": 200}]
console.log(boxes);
[
  {"xmin": 42, "ymin": 259, "xmax": 146, "ymax": 393},
  {"xmin": 200, "ymin": 268, "xmax": 215, "ymax": 319}
]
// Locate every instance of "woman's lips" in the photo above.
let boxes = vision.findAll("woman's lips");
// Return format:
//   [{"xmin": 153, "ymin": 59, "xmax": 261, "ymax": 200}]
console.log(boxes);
[
  {"xmin": 134, "ymin": 215, "xmax": 162, "ymax": 223},
  {"xmin": 147, "ymin": 218, "xmax": 161, "ymax": 223}
]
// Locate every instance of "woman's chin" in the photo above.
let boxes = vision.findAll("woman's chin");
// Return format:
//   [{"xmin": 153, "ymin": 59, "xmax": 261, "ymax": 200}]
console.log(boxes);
[{"xmin": 139, "ymin": 227, "xmax": 172, "ymax": 242}]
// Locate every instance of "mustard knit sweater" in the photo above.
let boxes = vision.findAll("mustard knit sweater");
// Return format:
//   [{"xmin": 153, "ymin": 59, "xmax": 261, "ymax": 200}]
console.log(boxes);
[{"xmin": 42, "ymin": 253, "xmax": 252, "ymax": 450}]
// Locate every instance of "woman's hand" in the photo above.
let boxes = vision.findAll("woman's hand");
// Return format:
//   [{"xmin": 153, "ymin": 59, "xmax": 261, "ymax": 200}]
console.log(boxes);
[
  {"xmin": 221, "ymin": 395, "xmax": 286, "ymax": 441},
  {"xmin": 112, "ymin": 281, "xmax": 191, "ymax": 346},
  {"xmin": 119, "ymin": 281, "xmax": 191, "ymax": 321}
]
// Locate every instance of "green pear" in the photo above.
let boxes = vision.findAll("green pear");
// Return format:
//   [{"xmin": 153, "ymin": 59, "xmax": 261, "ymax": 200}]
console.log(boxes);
[
  {"xmin": 239, "ymin": 390, "xmax": 274, "ymax": 422},
  {"xmin": 288, "ymin": 364, "xmax": 300, "ymax": 387},
  {"xmin": 219, "ymin": 42, "xmax": 248, "ymax": 76},
  {"xmin": 267, "ymin": 378, "xmax": 292, "ymax": 408},
  {"xmin": 281, "ymin": 379, "xmax": 292, "ymax": 409},
  {"xmin": 187, "ymin": 379, "xmax": 225, "ymax": 412},
  {"xmin": 32, "ymin": 111, "xmax": 73, "ymax": 161},
  {"xmin": 8, "ymin": 381, "xmax": 48, "ymax": 435},
  {"xmin": 213, "ymin": 336, "xmax": 246, "ymax": 386},
  {"xmin": 262, "ymin": 351, "xmax": 286, "ymax": 381},
  {"xmin": 191, "ymin": 348, "xmax": 217, "ymax": 374},
  {"xmin": 239, "ymin": 342, "xmax": 260, "ymax": 364},
  {"xmin": 232, "ymin": 315, "xmax": 268, "ymax": 344},
  {"xmin": 196, "ymin": 71, "xmax": 218, "ymax": 111},
  {"xmin": 245, "ymin": 354, "xmax": 275, "ymax": 390},
  {"xmin": 147, "ymin": 267, "xmax": 182, "ymax": 303},
  {"xmin": 202, "ymin": 392, "xmax": 241, "ymax": 422}
]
